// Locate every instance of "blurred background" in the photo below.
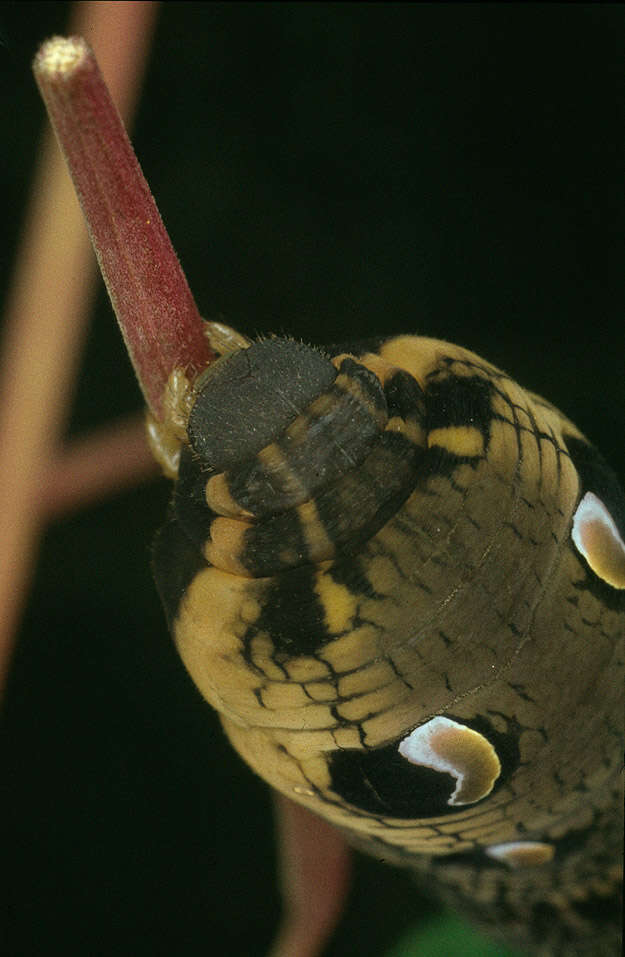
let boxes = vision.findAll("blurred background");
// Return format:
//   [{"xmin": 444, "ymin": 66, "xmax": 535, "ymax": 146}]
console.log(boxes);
[{"xmin": 1, "ymin": 3, "xmax": 622, "ymax": 955}]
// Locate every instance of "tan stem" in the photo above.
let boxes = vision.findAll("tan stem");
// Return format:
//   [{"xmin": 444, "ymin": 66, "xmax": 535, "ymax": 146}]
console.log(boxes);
[
  {"xmin": 0, "ymin": 1, "xmax": 158, "ymax": 694},
  {"xmin": 42, "ymin": 416, "xmax": 159, "ymax": 520}
]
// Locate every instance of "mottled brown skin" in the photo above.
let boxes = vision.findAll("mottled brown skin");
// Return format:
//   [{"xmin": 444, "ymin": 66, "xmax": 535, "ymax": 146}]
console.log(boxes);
[{"xmin": 152, "ymin": 333, "xmax": 624, "ymax": 956}]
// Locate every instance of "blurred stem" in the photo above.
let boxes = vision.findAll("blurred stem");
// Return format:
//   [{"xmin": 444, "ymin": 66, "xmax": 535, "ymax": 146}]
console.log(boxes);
[
  {"xmin": 0, "ymin": 2, "xmax": 158, "ymax": 692},
  {"xmin": 270, "ymin": 794, "xmax": 352, "ymax": 957},
  {"xmin": 42, "ymin": 415, "xmax": 159, "ymax": 520}
]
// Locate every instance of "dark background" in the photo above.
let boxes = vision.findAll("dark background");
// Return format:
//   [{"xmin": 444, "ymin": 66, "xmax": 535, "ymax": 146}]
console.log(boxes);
[{"xmin": 1, "ymin": 3, "xmax": 623, "ymax": 956}]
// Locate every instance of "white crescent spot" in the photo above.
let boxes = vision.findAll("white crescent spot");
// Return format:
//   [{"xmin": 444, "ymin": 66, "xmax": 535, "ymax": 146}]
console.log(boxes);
[
  {"xmin": 486, "ymin": 841, "xmax": 554, "ymax": 868},
  {"xmin": 398, "ymin": 716, "xmax": 501, "ymax": 806},
  {"xmin": 571, "ymin": 491, "xmax": 625, "ymax": 589}
]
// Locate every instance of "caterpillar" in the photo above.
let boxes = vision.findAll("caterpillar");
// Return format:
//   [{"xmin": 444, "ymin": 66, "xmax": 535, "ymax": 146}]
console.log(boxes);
[{"xmin": 150, "ymin": 324, "xmax": 624, "ymax": 956}]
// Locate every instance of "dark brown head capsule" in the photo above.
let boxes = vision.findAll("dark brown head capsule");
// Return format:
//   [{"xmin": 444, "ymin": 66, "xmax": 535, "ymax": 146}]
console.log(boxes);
[
  {"xmin": 186, "ymin": 338, "xmax": 339, "ymax": 472},
  {"xmin": 169, "ymin": 336, "xmax": 426, "ymax": 579}
]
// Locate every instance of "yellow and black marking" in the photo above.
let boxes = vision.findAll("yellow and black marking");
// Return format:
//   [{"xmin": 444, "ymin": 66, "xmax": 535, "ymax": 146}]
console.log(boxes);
[{"xmin": 152, "ymin": 332, "xmax": 624, "ymax": 957}]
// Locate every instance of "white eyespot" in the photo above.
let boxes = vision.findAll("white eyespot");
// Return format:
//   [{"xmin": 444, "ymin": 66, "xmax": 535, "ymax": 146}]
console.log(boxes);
[
  {"xmin": 398, "ymin": 716, "xmax": 501, "ymax": 806},
  {"xmin": 485, "ymin": 841, "xmax": 554, "ymax": 868},
  {"xmin": 571, "ymin": 491, "xmax": 625, "ymax": 589}
]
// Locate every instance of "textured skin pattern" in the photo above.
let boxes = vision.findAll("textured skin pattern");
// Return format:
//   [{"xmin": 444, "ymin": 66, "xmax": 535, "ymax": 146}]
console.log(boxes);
[{"xmin": 152, "ymin": 334, "xmax": 624, "ymax": 956}]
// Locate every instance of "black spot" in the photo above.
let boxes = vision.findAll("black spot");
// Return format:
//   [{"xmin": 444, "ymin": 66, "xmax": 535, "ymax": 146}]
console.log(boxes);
[
  {"xmin": 425, "ymin": 373, "xmax": 494, "ymax": 440},
  {"xmin": 564, "ymin": 434, "xmax": 625, "ymax": 541},
  {"xmin": 243, "ymin": 563, "xmax": 331, "ymax": 659},
  {"xmin": 329, "ymin": 741, "xmax": 458, "ymax": 817}
]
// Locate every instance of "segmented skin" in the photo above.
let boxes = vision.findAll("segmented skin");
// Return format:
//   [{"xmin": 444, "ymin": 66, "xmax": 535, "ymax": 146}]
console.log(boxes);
[{"xmin": 152, "ymin": 333, "xmax": 624, "ymax": 956}]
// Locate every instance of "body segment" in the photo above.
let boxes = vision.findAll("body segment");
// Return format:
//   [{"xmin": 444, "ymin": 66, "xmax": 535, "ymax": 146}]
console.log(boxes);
[{"xmin": 153, "ymin": 332, "xmax": 624, "ymax": 955}]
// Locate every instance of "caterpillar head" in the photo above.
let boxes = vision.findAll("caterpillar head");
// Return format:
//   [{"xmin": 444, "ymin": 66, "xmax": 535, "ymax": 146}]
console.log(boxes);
[{"xmin": 153, "ymin": 330, "xmax": 624, "ymax": 863}]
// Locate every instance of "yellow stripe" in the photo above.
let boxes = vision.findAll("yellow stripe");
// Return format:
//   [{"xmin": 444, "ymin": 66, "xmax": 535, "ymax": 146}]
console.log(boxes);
[{"xmin": 428, "ymin": 425, "xmax": 484, "ymax": 457}]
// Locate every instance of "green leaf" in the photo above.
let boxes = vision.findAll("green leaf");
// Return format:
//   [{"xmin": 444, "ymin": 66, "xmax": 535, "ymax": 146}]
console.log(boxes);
[{"xmin": 385, "ymin": 911, "xmax": 525, "ymax": 957}]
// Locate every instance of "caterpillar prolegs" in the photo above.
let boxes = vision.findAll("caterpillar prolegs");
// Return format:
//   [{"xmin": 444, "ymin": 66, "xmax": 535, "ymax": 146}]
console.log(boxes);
[{"xmin": 151, "ymin": 327, "xmax": 624, "ymax": 956}]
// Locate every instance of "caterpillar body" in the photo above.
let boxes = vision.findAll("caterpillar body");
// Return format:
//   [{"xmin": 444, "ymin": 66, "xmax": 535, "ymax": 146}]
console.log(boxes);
[{"xmin": 150, "ymin": 327, "xmax": 624, "ymax": 956}]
